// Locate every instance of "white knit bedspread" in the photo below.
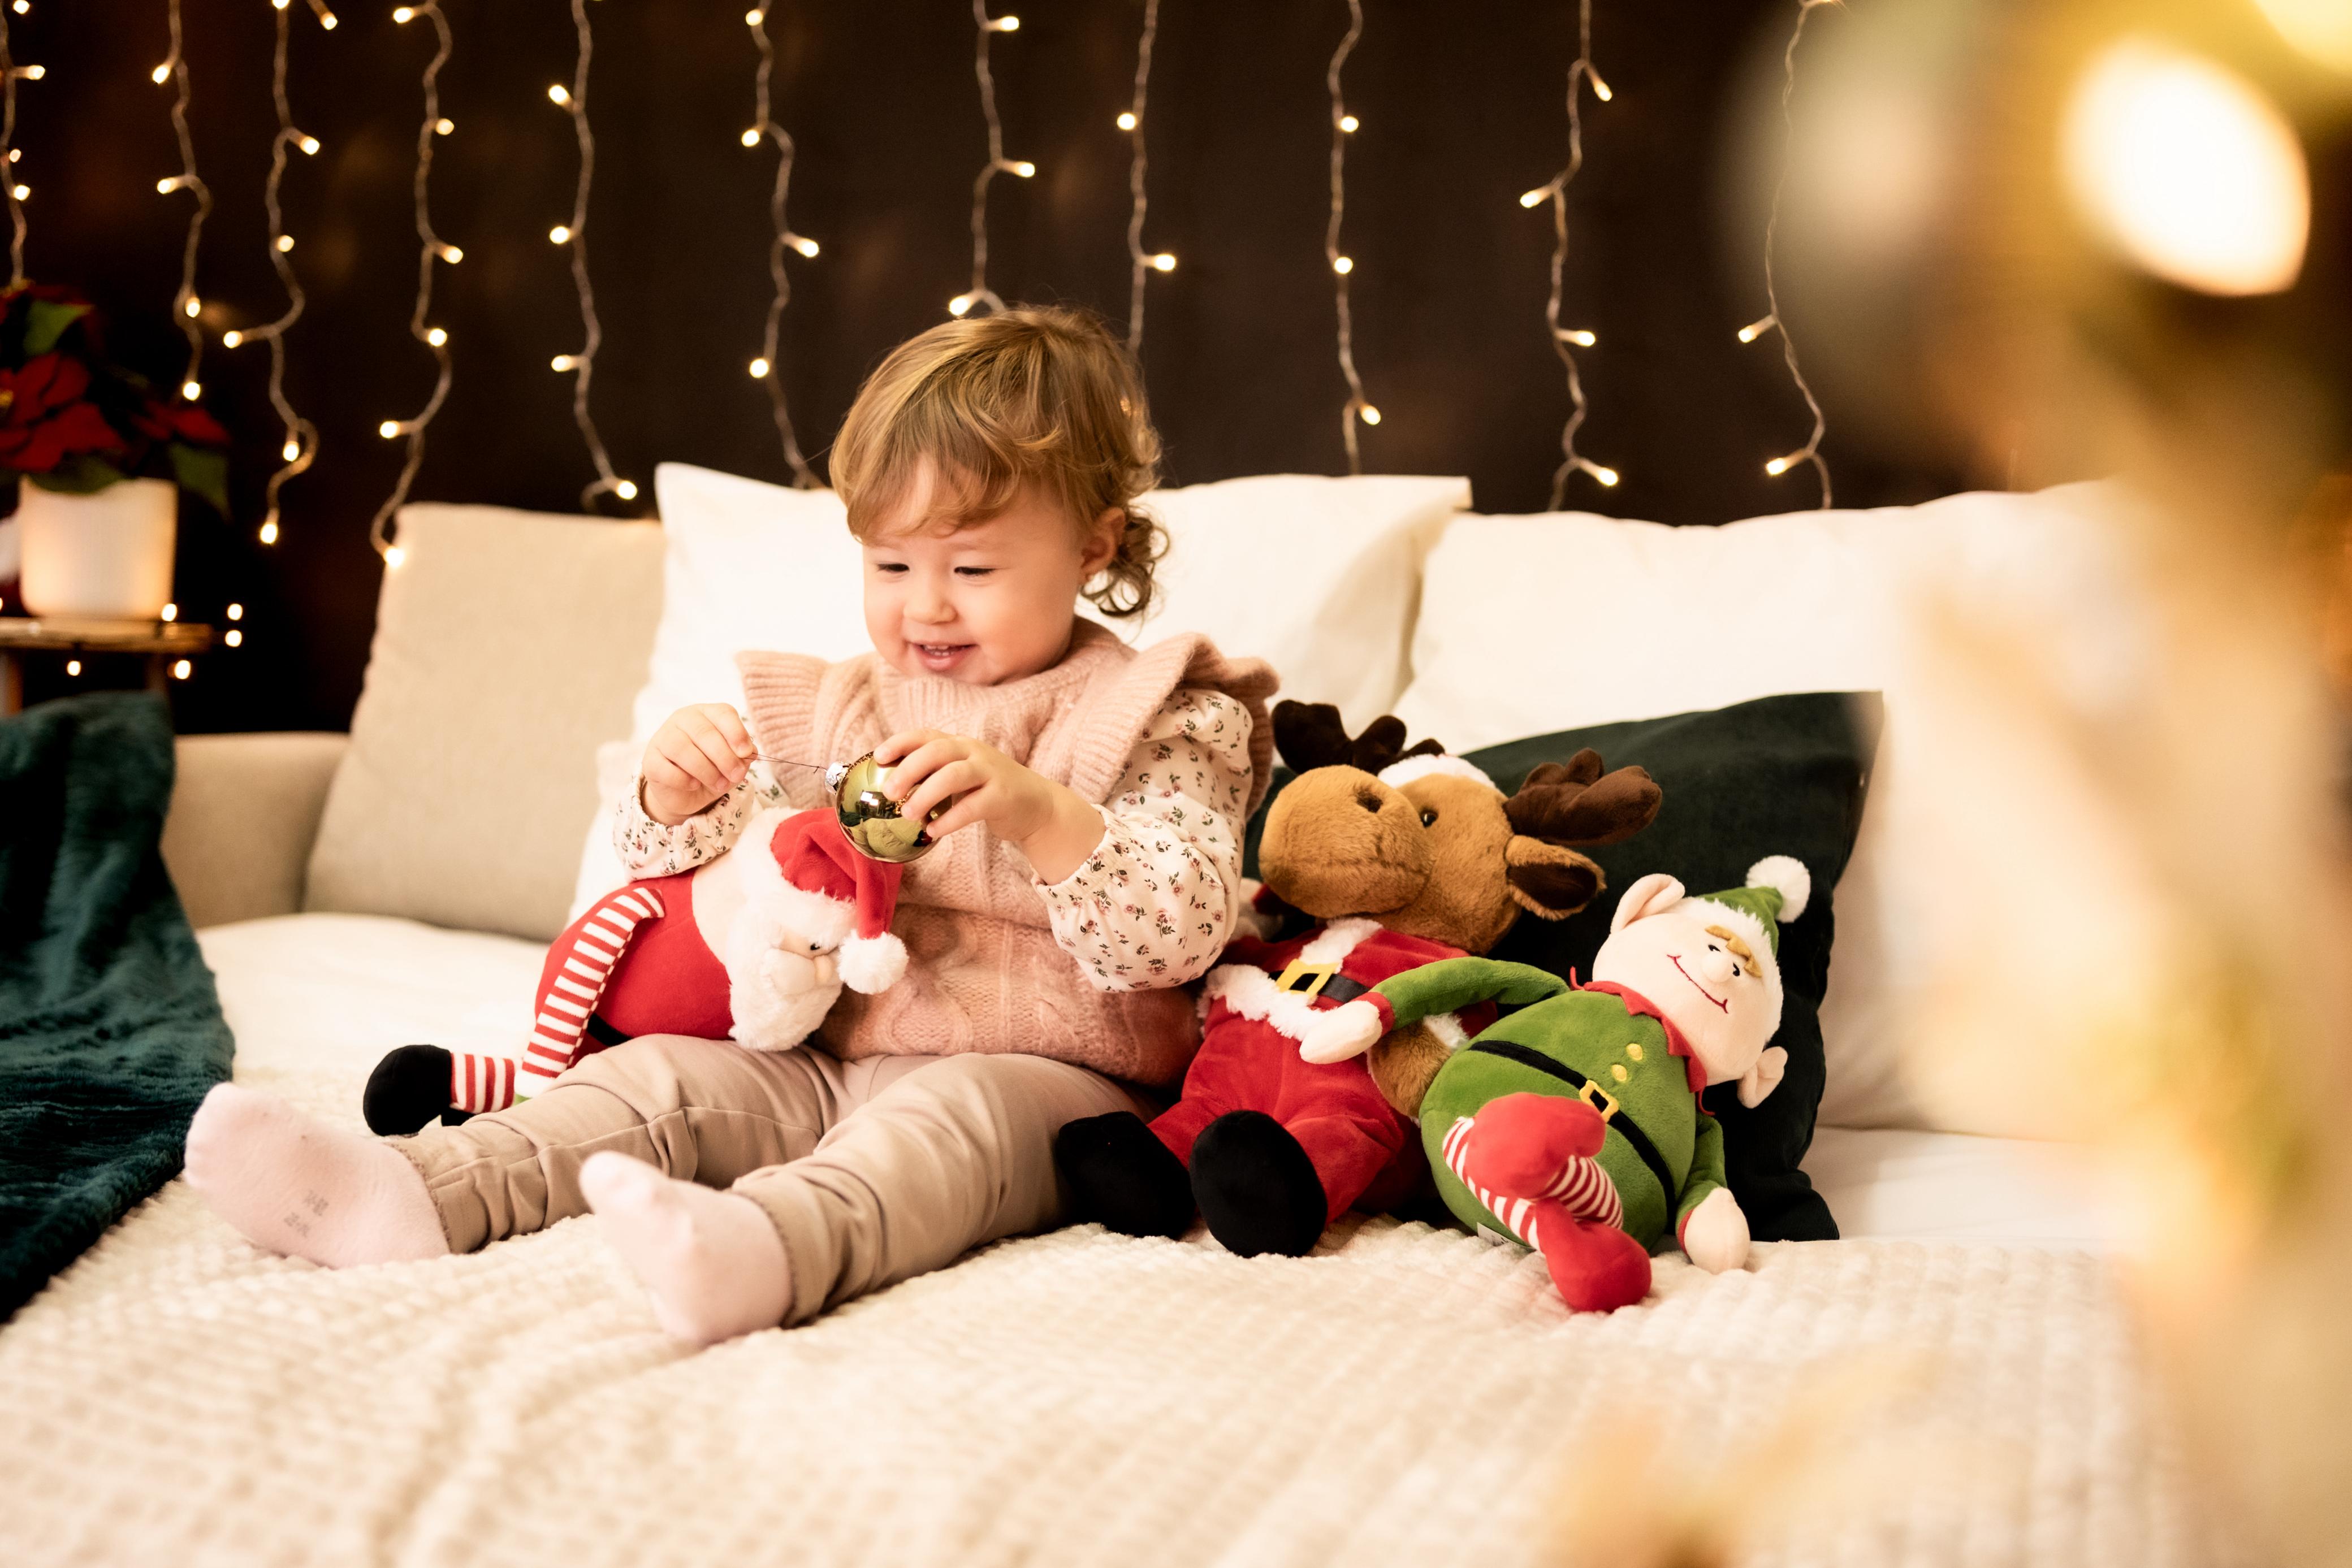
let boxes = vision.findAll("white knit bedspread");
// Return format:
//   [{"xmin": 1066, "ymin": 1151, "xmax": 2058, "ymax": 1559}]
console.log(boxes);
[{"xmin": 0, "ymin": 916, "xmax": 2211, "ymax": 1567}]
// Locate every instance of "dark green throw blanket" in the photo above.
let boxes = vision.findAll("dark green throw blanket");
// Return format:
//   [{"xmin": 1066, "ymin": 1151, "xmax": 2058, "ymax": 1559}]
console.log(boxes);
[{"xmin": 1, "ymin": 693, "xmax": 233, "ymax": 1320}]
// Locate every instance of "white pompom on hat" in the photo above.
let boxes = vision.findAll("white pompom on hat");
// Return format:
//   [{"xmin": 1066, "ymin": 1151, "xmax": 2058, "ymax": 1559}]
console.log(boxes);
[{"xmin": 741, "ymin": 808, "xmax": 909, "ymax": 994}]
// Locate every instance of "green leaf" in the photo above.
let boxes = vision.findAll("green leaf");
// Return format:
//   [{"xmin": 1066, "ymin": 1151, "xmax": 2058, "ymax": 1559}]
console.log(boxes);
[
  {"xmin": 26, "ymin": 454, "xmax": 127, "ymax": 495},
  {"xmin": 23, "ymin": 298, "xmax": 90, "ymax": 356},
  {"xmin": 169, "ymin": 441, "xmax": 229, "ymax": 516}
]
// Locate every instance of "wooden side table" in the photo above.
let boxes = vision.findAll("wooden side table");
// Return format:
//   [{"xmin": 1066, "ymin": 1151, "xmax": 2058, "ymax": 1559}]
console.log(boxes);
[{"xmin": 0, "ymin": 617, "xmax": 218, "ymax": 717}]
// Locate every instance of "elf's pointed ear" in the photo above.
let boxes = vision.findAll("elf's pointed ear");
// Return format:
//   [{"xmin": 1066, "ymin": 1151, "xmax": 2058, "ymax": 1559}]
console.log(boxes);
[
  {"xmin": 1610, "ymin": 873, "xmax": 1687, "ymax": 932},
  {"xmin": 1504, "ymin": 838, "xmax": 1602, "ymax": 920},
  {"xmin": 1737, "ymin": 1045, "xmax": 1789, "ymax": 1107}
]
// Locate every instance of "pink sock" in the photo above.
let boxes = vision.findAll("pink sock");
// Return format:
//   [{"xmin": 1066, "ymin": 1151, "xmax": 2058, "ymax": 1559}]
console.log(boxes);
[
  {"xmin": 580, "ymin": 1151, "xmax": 793, "ymax": 1346},
  {"xmin": 183, "ymin": 1083, "xmax": 449, "ymax": 1267}
]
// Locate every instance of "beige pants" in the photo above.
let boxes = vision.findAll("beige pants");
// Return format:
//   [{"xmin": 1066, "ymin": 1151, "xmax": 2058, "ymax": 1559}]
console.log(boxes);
[{"xmin": 392, "ymin": 1036, "xmax": 1144, "ymax": 1325}]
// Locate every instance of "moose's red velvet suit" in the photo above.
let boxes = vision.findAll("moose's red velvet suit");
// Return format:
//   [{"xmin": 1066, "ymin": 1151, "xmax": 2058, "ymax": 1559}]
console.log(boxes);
[{"xmin": 1149, "ymin": 918, "xmax": 1497, "ymax": 1222}]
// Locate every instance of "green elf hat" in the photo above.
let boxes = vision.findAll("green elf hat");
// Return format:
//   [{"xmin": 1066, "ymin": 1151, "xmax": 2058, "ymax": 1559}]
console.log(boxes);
[{"xmin": 1683, "ymin": 855, "xmax": 1811, "ymax": 963}]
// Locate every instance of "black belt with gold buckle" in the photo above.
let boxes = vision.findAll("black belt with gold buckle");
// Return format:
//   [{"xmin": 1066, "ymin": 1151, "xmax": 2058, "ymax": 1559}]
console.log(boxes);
[{"xmin": 1272, "ymin": 958, "xmax": 1370, "ymax": 1007}]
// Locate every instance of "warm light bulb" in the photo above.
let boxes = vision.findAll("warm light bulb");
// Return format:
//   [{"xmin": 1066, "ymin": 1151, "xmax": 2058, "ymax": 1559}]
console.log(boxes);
[
  {"xmin": 180, "ymin": 380, "xmax": 201, "ymax": 401},
  {"xmin": 749, "ymin": 357, "xmax": 771, "ymax": 378},
  {"xmin": 948, "ymin": 293, "xmax": 975, "ymax": 317},
  {"xmin": 259, "ymin": 517, "xmax": 280, "ymax": 544},
  {"xmin": 549, "ymin": 224, "xmax": 572, "ymax": 244},
  {"xmin": 1765, "ymin": 455, "xmax": 1795, "ymax": 477},
  {"xmin": 551, "ymin": 354, "xmax": 577, "ymax": 372},
  {"xmin": 161, "ymin": 602, "xmax": 179, "ymax": 622},
  {"xmin": 1117, "ymin": 111, "xmax": 1137, "ymax": 131},
  {"xmin": 437, "ymin": 244, "xmax": 462, "ymax": 263},
  {"xmin": 1563, "ymin": 328, "xmax": 1596, "ymax": 347},
  {"xmin": 1519, "ymin": 187, "xmax": 1549, "ymax": 209},
  {"xmin": 384, "ymin": 545, "xmax": 407, "ymax": 569},
  {"xmin": 426, "ymin": 326, "xmax": 447, "ymax": 347},
  {"xmin": 18, "ymin": 64, "xmax": 42, "ymax": 79},
  {"xmin": 276, "ymin": 234, "xmax": 295, "ymax": 253},
  {"xmin": 1332, "ymin": 255, "xmax": 1354, "ymax": 274},
  {"xmin": 1588, "ymin": 69, "xmax": 1614, "ymax": 103},
  {"xmin": 615, "ymin": 479, "xmax": 638, "ymax": 501},
  {"xmin": 379, "ymin": 419, "xmax": 403, "ymax": 438},
  {"xmin": 7, "ymin": 149, "xmax": 18, "ymax": 162},
  {"xmin": 1339, "ymin": 114, "xmax": 1359, "ymax": 133},
  {"xmin": 1358, "ymin": 404, "xmax": 1382, "ymax": 426},
  {"xmin": 171, "ymin": 660, "xmax": 191, "ymax": 681},
  {"xmin": 273, "ymin": 0, "xmax": 291, "ymax": 9},
  {"xmin": 1737, "ymin": 314, "xmax": 1776, "ymax": 344},
  {"xmin": 1588, "ymin": 463, "xmax": 1621, "ymax": 487},
  {"xmin": 547, "ymin": 84, "xmax": 570, "ymax": 106},
  {"xmin": 1150, "ymin": 252, "xmax": 1176, "ymax": 271},
  {"xmin": 12, "ymin": 2, "xmax": 28, "ymax": 14},
  {"xmin": 282, "ymin": 439, "xmax": 300, "ymax": 462},
  {"xmin": 157, "ymin": 176, "xmax": 185, "ymax": 193},
  {"xmin": 227, "ymin": 603, "xmax": 244, "ymax": 621},
  {"xmin": 152, "ymin": 63, "xmax": 171, "ymax": 85},
  {"xmin": 1011, "ymin": 161, "xmax": 1036, "ymax": 177},
  {"xmin": 435, "ymin": 118, "xmax": 454, "ymax": 136},
  {"xmin": 790, "ymin": 235, "xmax": 819, "ymax": 258},
  {"xmin": 319, "ymin": 11, "xmax": 337, "ymax": 29},
  {"xmin": 222, "ymin": 330, "xmax": 243, "ymax": 348},
  {"xmin": 392, "ymin": 4, "xmax": 413, "ymax": 19},
  {"xmin": 8, "ymin": 184, "xmax": 25, "ymax": 201},
  {"xmin": 299, "ymin": 135, "xmax": 320, "ymax": 155},
  {"xmin": 225, "ymin": 629, "xmax": 243, "ymax": 648},
  {"xmin": 2061, "ymin": 37, "xmax": 2310, "ymax": 296},
  {"xmin": 741, "ymin": 128, "xmax": 761, "ymax": 147},
  {"xmin": 184, "ymin": 296, "xmax": 201, "ymax": 318},
  {"xmin": 65, "ymin": 659, "xmax": 81, "ymax": 677},
  {"xmin": 987, "ymin": 14, "xmax": 1019, "ymax": 30},
  {"xmin": 745, "ymin": 6, "xmax": 764, "ymax": 23}
]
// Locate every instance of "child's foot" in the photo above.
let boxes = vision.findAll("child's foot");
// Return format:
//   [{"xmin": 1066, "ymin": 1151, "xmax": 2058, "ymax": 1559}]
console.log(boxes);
[
  {"xmin": 580, "ymin": 1151, "xmax": 792, "ymax": 1346},
  {"xmin": 183, "ymin": 1083, "xmax": 449, "ymax": 1267}
]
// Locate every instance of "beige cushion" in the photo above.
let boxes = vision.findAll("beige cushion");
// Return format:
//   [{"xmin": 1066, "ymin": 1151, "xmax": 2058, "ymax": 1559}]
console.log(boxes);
[
  {"xmin": 304, "ymin": 505, "xmax": 663, "ymax": 942},
  {"xmin": 165, "ymin": 732, "xmax": 349, "ymax": 929}
]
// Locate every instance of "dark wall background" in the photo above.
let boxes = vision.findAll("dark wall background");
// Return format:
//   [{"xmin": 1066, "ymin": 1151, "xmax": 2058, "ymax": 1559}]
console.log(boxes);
[{"xmin": 8, "ymin": 0, "xmax": 1969, "ymax": 733}]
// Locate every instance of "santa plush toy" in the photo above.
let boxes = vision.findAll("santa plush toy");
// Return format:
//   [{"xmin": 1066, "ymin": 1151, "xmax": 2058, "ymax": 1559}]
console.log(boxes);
[{"xmin": 361, "ymin": 808, "xmax": 907, "ymax": 1136}]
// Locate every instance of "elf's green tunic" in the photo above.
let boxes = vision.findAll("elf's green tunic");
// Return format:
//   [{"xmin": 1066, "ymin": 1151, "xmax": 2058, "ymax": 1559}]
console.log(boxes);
[{"xmin": 1386, "ymin": 959, "xmax": 1727, "ymax": 1250}]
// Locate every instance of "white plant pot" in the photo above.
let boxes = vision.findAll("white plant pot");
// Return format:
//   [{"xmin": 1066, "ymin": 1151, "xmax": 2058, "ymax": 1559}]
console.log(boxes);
[{"xmin": 14, "ymin": 476, "xmax": 178, "ymax": 620}]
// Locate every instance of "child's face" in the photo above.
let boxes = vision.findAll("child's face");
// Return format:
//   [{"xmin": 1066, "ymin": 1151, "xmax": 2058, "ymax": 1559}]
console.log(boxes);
[{"xmin": 861, "ymin": 464, "xmax": 1119, "ymax": 686}]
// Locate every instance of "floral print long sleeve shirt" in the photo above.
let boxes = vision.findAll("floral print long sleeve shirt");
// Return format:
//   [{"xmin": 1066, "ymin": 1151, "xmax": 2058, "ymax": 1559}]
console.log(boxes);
[{"xmin": 613, "ymin": 687, "xmax": 1256, "ymax": 991}]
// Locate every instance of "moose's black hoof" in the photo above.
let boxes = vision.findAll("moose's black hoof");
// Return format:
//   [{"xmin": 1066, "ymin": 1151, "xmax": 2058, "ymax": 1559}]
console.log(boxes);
[
  {"xmin": 1190, "ymin": 1110, "xmax": 1329, "ymax": 1258},
  {"xmin": 363, "ymin": 1043, "xmax": 455, "ymax": 1137},
  {"xmin": 1054, "ymin": 1111, "xmax": 1195, "ymax": 1239}
]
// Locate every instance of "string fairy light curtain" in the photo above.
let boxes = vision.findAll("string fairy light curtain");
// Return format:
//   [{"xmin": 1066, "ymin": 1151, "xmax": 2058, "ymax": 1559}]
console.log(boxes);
[
  {"xmin": 1519, "ymin": 0, "xmax": 1620, "ymax": 508},
  {"xmin": 1324, "ymin": 0, "xmax": 1376, "ymax": 474},
  {"xmin": 0, "ymin": 5, "xmax": 41, "ymax": 287},
  {"xmin": 741, "ymin": 3, "xmax": 818, "ymax": 487},
  {"xmin": 950, "ymin": 0, "xmax": 1031, "ymax": 318},
  {"xmin": 1739, "ymin": 0, "xmax": 1836, "ymax": 508},
  {"xmin": 223, "ymin": 0, "xmax": 332, "ymax": 549},
  {"xmin": 371, "ymin": 1, "xmax": 460, "ymax": 566},
  {"xmin": 544, "ymin": 0, "xmax": 633, "ymax": 510},
  {"xmin": 152, "ymin": 0, "xmax": 211, "ymax": 405},
  {"xmin": 1121, "ymin": 0, "xmax": 1173, "ymax": 356}
]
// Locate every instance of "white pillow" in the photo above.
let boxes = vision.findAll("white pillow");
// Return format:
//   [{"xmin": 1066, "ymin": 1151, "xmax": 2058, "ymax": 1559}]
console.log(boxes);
[
  {"xmin": 1390, "ymin": 482, "xmax": 2133, "ymax": 1137},
  {"xmin": 567, "ymin": 464, "xmax": 1468, "ymax": 920}
]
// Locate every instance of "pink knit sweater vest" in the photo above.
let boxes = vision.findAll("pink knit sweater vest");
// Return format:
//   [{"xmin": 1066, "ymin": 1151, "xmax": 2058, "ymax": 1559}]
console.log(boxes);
[{"xmin": 736, "ymin": 622, "xmax": 1276, "ymax": 1084}]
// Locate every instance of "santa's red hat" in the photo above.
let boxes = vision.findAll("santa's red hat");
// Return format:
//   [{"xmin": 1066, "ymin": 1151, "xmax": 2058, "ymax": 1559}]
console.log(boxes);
[{"xmin": 741, "ymin": 808, "xmax": 908, "ymax": 994}]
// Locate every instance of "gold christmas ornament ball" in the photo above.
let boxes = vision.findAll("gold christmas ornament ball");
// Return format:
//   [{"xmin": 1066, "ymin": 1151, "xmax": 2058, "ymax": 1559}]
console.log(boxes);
[{"xmin": 826, "ymin": 753, "xmax": 944, "ymax": 863}]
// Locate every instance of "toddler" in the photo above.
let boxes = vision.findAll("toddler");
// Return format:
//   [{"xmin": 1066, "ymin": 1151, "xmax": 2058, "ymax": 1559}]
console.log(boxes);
[{"xmin": 184, "ymin": 306, "xmax": 1276, "ymax": 1344}]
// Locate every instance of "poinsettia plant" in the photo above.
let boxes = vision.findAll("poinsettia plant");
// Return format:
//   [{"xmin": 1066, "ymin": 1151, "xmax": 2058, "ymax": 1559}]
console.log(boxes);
[{"xmin": 0, "ymin": 282, "xmax": 228, "ymax": 514}]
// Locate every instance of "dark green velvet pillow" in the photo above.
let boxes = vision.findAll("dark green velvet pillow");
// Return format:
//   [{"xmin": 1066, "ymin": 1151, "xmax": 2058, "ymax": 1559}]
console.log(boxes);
[{"xmin": 1243, "ymin": 690, "xmax": 1880, "ymax": 1243}]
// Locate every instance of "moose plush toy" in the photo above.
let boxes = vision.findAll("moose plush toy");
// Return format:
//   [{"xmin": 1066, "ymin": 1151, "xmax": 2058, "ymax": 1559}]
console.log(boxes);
[
  {"xmin": 362, "ymin": 808, "xmax": 907, "ymax": 1136},
  {"xmin": 1054, "ymin": 704, "xmax": 1662, "ymax": 1257},
  {"xmin": 1297, "ymin": 857, "xmax": 1809, "ymax": 1311}
]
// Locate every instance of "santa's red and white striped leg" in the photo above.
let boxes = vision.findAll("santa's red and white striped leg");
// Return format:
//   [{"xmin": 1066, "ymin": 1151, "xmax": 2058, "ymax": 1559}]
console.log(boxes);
[
  {"xmin": 447, "ymin": 1051, "xmax": 517, "ymax": 1115},
  {"xmin": 514, "ymin": 885, "xmax": 666, "ymax": 1101},
  {"xmin": 1442, "ymin": 1104, "xmax": 1649, "ymax": 1312}
]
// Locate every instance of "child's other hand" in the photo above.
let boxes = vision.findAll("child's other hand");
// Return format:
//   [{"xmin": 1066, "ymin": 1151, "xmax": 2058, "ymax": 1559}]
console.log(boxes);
[
  {"xmin": 876, "ymin": 729, "xmax": 1104, "ymax": 881},
  {"xmin": 643, "ymin": 703, "xmax": 756, "ymax": 825}
]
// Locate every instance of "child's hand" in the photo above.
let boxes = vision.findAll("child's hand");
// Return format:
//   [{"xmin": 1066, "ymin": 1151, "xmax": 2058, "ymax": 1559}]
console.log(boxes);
[
  {"xmin": 642, "ymin": 703, "xmax": 756, "ymax": 826},
  {"xmin": 876, "ymin": 729, "xmax": 1105, "ymax": 882}
]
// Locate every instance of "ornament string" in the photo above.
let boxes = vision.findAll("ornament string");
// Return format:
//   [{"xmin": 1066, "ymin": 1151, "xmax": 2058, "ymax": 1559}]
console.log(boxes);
[
  {"xmin": 1740, "ymin": 0, "xmax": 1836, "ymax": 508},
  {"xmin": 157, "ymin": 0, "xmax": 212, "ymax": 404},
  {"xmin": 549, "ymin": 0, "xmax": 631, "ymax": 511},
  {"xmin": 1521, "ymin": 0, "xmax": 1619, "ymax": 507},
  {"xmin": 1325, "ymin": 0, "xmax": 1375, "ymax": 473},
  {"xmin": 0, "ymin": 7, "xmax": 34, "ymax": 288},
  {"xmin": 951, "ymin": 2, "xmax": 1029, "ymax": 318},
  {"xmin": 370, "ymin": 1, "xmax": 457, "ymax": 565},
  {"xmin": 1122, "ymin": 0, "xmax": 1166, "ymax": 356},
  {"xmin": 743, "ymin": 5, "xmax": 817, "ymax": 487}
]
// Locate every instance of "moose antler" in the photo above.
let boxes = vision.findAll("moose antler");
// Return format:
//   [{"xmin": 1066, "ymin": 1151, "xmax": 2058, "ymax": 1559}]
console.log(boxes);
[
  {"xmin": 1272, "ymin": 700, "xmax": 1443, "ymax": 776},
  {"xmin": 1504, "ymin": 750, "xmax": 1662, "ymax": 847}
]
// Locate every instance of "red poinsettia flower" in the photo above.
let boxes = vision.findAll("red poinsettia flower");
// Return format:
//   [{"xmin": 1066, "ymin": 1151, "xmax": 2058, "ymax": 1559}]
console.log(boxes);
[
  {"xmin": 0, "ymin": 352, "xmax": 123, "ymax": 474},
  {"xmin": 129, "ymin": 395, "xmax": 228, "ymax": 447}
]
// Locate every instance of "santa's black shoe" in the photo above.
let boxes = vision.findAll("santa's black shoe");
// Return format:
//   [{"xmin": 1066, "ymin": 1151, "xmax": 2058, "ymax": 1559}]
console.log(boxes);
[
  {"xmin": 1190, "ymin": 1110, "xmax": 1328, "ymax": 1258},
  {"xmin": 363, "ymin": 1044, "xmax": 469, "ymax": 1136},
  {"xmin": 1054, "ymin": 1111, "xmax": 1194, "ymax": 1239}
]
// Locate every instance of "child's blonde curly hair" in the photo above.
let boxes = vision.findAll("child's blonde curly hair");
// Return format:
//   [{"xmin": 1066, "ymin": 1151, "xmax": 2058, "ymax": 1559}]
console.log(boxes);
[{"xmin": 828, "ymin": 305, "xmax": 1169, "ymax": 619}]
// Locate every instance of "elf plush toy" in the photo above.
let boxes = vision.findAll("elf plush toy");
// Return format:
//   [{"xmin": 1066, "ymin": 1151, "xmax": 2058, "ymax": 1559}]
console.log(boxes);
[
  {"xmin": 361, "ymin": 808, "xmax": 907, "ymax": 1136},
  {"xmin": 1055, "ymin": 704, "xmax": 1662, "ymax": 1257},
  {"xmin": 1296, "ymin": 857, "xmax": 1808, "ymax": 1311}
]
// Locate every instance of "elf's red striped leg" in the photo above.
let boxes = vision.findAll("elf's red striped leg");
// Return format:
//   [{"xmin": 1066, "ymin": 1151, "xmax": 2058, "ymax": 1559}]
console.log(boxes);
[
  {"xmin": 1443, "ymin": 1108, "xmax": 1649, "ymax": 1312},
  {"xmin": 513, "ymin": 885, "xmax": 667, "ymax": 1102}
]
